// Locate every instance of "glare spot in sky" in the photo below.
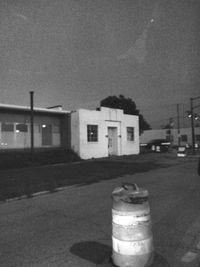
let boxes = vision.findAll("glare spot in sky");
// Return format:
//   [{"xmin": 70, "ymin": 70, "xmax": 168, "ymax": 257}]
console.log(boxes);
[
  {"xmin": 117, "ymin": 7, "xmax": 157, "ymax": 63},
  {"xmin": 14, "ymin": 13, "xmax": 28, "ymax": 21}
]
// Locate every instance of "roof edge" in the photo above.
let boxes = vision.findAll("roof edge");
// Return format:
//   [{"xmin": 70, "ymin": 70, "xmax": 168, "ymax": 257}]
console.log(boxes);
[{"xmin": 0, "ymin": 103, "xmax": 70, "ymax": 114}]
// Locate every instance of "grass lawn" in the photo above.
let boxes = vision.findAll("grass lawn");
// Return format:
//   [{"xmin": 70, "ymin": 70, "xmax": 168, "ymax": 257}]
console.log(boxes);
[
  {"xmin": 0, "ymin": 152, "xmax": 179, "ymax": 201},
  {"xmin": 0, "ymin": 149, "xmax": 80, "ymax": 170}
]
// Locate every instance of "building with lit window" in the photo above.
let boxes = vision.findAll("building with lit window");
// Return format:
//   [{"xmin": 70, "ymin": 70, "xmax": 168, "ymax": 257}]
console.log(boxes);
[
  {"xmin": 0, "ymin": 104, "xmax": 139, "ymax": 159},
  {"xmin": 71, "ymin": 107, "xmax": 140, "ymax": 159},
  {"xmin": 0, "ymin": 104, "xmax": 70, "ymax": 150}
]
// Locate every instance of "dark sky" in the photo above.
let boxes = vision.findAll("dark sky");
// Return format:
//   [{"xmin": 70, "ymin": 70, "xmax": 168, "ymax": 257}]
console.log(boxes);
[{"xmin": 0, "ymin": 0, "xmax": 200, "ymax": 128}]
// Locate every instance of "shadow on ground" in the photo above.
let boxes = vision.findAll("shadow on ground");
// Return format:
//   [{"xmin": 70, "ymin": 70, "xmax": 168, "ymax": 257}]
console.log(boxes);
[
  {"xmin": 99, "ymin": 252, "xmax": 170, "ymax": 267},
  {"xmin": 70, "ymin": 241, "xmax": 170, "ymax": 267},
  {"xmin": 70, "ymin": 241, "xmax": 111, "ymax": 265},
  {"xmin": 150, "ymin": 253, "xmax": 171, "ymax": 267}
]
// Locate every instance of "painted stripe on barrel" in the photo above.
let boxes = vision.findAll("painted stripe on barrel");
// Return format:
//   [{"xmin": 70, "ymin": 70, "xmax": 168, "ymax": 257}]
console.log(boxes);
[
  {"xmin": 112, "ymin": 222, "xmax": 151, "ymax": 241},
  {"xmin": 112, "ymin": 212, "xmax": 150, "ymax": 226},
  {"xmin": 112, "ymin": 236, "xmax": 154, "ymax": 256},
  {"xmin": 112, "ymin": 207, "xmax": 150, "ymax": 216}
]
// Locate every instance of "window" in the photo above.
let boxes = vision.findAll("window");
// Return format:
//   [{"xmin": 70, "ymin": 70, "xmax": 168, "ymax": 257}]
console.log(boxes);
[
  {"xmin": 16, "ymin": 124, "xmax": 28, "ymax": 132},
  {"xmin": 127, "ymin": 127, "xmax": 134, "ymax": 141},
  {"xmin": 195, "ymin": 135, "xmax": 200, "ymax": 141},
  {"xmin": 87, "ymin": 125, "xmax": 98, "ymax": 142},
  {"xmin": 181, "ymin": 135, "xmax": 187, "ymax": 142},
  {"xmin": 1, "ymin": 123, "xmax": 14, "ymax": 132}
]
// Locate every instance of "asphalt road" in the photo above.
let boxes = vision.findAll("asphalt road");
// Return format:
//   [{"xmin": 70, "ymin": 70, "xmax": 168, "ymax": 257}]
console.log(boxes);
[{"xmin": 0, "ymin": 156, "xmax": 200, "ymax": 267}]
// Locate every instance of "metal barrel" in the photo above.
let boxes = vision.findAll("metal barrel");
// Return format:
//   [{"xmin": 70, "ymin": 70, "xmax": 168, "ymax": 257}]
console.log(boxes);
[{"xmin": 111, "ymin": 183, "xmax": 154, "ymax": 267}]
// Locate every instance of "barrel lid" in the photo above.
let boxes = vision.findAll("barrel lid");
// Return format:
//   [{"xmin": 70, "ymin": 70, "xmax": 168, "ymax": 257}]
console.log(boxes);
[{"xmin": 112, "ymin": 183, "xmax": 148, "ymax": 204}]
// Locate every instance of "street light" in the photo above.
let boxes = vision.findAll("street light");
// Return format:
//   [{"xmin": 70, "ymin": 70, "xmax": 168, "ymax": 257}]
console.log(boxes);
[{"xmin": 190, "ymin": 96, "xmax": 200, "ymax": 155}]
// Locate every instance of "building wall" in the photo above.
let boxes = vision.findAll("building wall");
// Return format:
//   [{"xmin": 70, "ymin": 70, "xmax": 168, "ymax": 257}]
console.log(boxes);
[
  {"xmin": 71, "ymin": 111, "xmax": 80, "ymax": 155},
  {"xmin": 0, "ymin": 106, "xmax": 140, "ymax": 155},
  {"xmin": 121, "ymin": 113, "xmax": 140, "ymax": 155},
  {"xmin": 0, "ymin": 111, "xmax": 65, "ymax": 149},
  {"xmin": 71, "ymin": 107, "xmax": 139, "ymax": 159}
]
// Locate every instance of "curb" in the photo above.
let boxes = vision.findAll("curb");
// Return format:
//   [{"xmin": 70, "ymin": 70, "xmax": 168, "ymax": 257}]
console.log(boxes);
[{"xmin": 0, "ymin": 184, "xmax": 78, "ymax": 205}]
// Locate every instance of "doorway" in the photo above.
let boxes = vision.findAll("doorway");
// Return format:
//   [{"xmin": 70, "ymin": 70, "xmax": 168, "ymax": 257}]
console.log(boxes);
[
  {"xmin": 42, "ymin": 125, "xmax": 52, "ymax": 146},
  {"xmin": 107, "ymin": 127, "xmax": 118, "ymax": 156}
]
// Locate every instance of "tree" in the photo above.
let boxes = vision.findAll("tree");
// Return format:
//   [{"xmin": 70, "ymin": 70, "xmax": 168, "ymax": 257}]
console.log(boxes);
[{"xmin": 100, "ymin": 95, "xmax": 151, "ymax": 134}]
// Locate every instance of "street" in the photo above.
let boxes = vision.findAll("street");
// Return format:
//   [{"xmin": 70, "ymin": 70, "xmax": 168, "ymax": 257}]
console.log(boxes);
[{"xmin": 0, "ymin": 156, "xmax": 200, "ymax": 266}]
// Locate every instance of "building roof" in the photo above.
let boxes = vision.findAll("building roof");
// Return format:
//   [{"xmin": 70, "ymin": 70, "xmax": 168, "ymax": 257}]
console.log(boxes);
[{"xmin": 0, "ymin": 103, "xmax": 70, "ymax": 115}]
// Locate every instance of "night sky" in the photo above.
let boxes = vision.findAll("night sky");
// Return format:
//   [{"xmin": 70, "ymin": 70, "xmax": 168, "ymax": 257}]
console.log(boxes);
[{"xmin": 0, "ymin": 0, "xmax": 200, "ymax": 128}]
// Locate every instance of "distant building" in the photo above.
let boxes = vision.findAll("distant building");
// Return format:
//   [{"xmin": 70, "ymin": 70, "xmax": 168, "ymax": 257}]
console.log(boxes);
[
  {"xmin": 71, "ymin": 107, "xmax": 140, "ymax": 159},
  {"xmin": 140, "ymin": 127, "xmax": 200, "ymax": 147},
  {"xmin": 0, "ymin": 104, "xmax": 140, "ymax": 159}
]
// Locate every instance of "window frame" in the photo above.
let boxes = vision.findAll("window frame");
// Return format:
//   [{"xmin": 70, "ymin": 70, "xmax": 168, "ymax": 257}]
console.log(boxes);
[
  {"xmin": 16, "ymin": 123, "xmax": 28, "ymax": 133},
  {"xmin": 1, "ymin": 122, "xmax": 14, "ymax": 132},
  {"xmin": 127, "ymin": 127, "xmax": 134, "ymax": 141},
  {"xmin": 87, "ymin": 124, "xmax": 98, "ymax": 142}
]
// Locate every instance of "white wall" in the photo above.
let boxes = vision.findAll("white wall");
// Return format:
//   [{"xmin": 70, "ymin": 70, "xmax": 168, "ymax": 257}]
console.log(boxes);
[
  {"xmin": 71, "ymin": 111, "xmax": 80, "ymax": 155},
  {"xmin": 78, "ymin": 109, "xmax": 108, "ymax": 159},
  {"xmin": 121, "ymin": 113, "xmax": 140, "ymax": 155},
  {"xmin": 71, "ymin": 107, "xmax": 139, "ymax": 159}
]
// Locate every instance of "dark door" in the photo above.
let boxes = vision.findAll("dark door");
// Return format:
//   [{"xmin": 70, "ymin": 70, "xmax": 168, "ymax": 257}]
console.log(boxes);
[{"xmin": 42, "ymin": 125, "xmax": 52, "ymax": 146}]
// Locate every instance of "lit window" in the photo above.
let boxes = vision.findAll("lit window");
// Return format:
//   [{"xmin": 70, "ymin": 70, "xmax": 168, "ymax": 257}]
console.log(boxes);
[
  {"xmin": 127, "ymin": 127, "xmax": 134, "ymax": 141},
  {"xmin": 87, "ymin": 125, "xmax": 98, "ymax": 142},
  {"xmin": 1, "ymin": 123, "xmax": 14, "ymax": 132},
  {"xmin": 181, "ymin": 135, "xmax": 187, "ymax": 142},
  {"xmin": 16, "ymin": 124, "xmax": 28, "ymax": 132}
]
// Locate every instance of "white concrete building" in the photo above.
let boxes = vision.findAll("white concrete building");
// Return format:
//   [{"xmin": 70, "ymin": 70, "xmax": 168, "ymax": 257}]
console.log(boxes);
[{"xmin": 71, "ymin": 107, "xmax": 139, "ymax": 159}]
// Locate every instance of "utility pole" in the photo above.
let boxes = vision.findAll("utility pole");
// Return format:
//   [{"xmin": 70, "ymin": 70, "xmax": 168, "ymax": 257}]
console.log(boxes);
[
  {"xmin": 190, "ymin": 96, "xmax": 200, "ymax": 155},
  {"xmin": 177, "ymin": 104, "xmax": 180, "ymax": 147},
  {"xmin": 190, "ymin": 98, "xmax": 195, "ymax": 154},
  {"xmin": 30, "ymin": 91, "xmax": 34, "ymax": 161}
]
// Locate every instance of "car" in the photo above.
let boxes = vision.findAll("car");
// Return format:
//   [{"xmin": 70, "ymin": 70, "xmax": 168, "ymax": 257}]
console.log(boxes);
[{"xmin": 146, "ymin": 139, "xmax": 171, "ymax": 152}]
